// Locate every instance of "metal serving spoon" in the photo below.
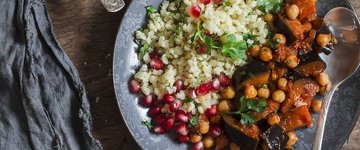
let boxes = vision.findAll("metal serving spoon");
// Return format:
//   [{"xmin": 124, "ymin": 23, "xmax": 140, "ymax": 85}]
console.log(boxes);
[
  {"xmin": 100, "ymin": 0, "xmax": 125, "ymax": 12},
  {"xmin": 313, "ymin": 7, "xmax": 360, "ymax": 150}
]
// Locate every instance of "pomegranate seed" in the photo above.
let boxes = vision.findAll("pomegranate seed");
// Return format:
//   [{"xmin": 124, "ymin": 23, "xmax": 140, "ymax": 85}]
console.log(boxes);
[
  {"xmin": 205, "ymin": 105, "xmax": 217, "ymax": 117},
  {"xmin": 141, "ymin": 94, "xmax": 155, "ymax": 107},
  {"xmin": 189, "ymin": 4, "xmax": 201, "ymax": 19},
  {"xmin": 129, "ymin": 79, "xmax": 141, "ymax": 93},
  {"xmin": 163, "ymin": 93, "xmax": 176, "ymax": 104},
  {"xmin": 200, "ymin": 0, "xmax": 211, "ymax": 5},
  {"xmin": 218, "ymin": 73, "xmax": 231, "ymax": 86},
  {"xmin": 149, "ymin": 58, "xmax": 164, "ymax": 70},
  {"xmin": 153, "ymin": 125, "xmax": 166, "ymax": 134},
  {"xmin": 213, "ymin": 0, "xmax": 222, "ymax": 4},
  {"xmin": 176, "ymin": 123, "xmax": 189, "ymax": 136},
  {"xmin": 169, "ymin": 100, "xmax": 182, "ymax": 112},
  {"xmin": 150, "ymin": 51, "xmax": 160, "ymax": 59},
  {"xmin": 186, "ymin": 88, "xmax": 198, "ymax": 99},
  {"xmin": 197, "ymin": 46, "xmax": 206, "ymax": 54},
  {"xmin": 163, "ymin": 117, "xmax": 175, "ymax": 130},
  {"xmin": 149, "ymin": 105, "xmax": 161, "ymax": 117},
  {"xmin": 178, "ymin": 134, "xmax": 189, "ymax": 143},
  {"xmin": 174, "ymin": 80, "xmax": 184, "ymax": 93},
  {"xmin": 210, "ymin": 78, "xmax": 220, "ymax": 91},
  {"xmin": 175, "ymin": 110, "xmax": 190, "ymax": 123},
  {"xmin": 210, "ymin": 124, "xmax": 222, "ymax": 137},
  {"xmin": 191, "ymin": 142, "xmax": 204, "ymax": 150},
  {"xmin": 196, "ymin": 83, "xmax": 211, "ymax": 96},
  {"xmin": 155, "ymin": 114, "xmax": 166, "ymax": 125}
]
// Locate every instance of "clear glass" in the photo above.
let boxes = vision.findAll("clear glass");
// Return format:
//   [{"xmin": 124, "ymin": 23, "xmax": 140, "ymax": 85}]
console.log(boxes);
[{"xmin": 100, "ymin": 0, "xmax": 125, "ymax": 12}]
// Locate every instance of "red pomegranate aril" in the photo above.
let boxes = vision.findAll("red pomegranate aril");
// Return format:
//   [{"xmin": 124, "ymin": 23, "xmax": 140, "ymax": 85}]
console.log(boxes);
[
  {"xmin": 163, "ymin": 93, "xmax": 176, "ymax": 104},
  {"xmin": 155, "ymin": 114, "xmax": 166, "ymax": 125},
  {"xmin": 189, "ymin": 4, "xmax": 201, "ymax": 19},
  {"xmin": 197, "ymin": 46, "xmax": 206, "ymax": 54},
  {"xmin": 196, "ymin": 83, "xmax": 211, "ymax": 96},
  {"xmin": 163, "ymin": 117, "xmax": 175, "ymax": 130},
  {"xmin": 191, "ymin": 142, "xmax": 204, "ymax": 150},
  {"xmin": 150, "ymin": 58, "xmax": 164, "ymax": 70},
  {"xmin": 141, "ymin": 94, "xmax": 155, "ymax": 107},
  {"xmin": 178, "ymin": 134, "xmax": 189, "ymax": 143},
  {"xmin": 210, "ymin": 124, "xmax": 222, "ymax": 137},
  {"xmin": 200, "ymin": 0, "xmax": 211, "ymax": 5},
  {"xmin": 213, "ymin": 0, "xmax": 222, "ymax": 4},
  {"xmin": 205, "ymin": 105, "xmax": 217, "ymax": 117},
  {"xmin": 186, "ymin": 88, "xmax": 198, "ymax": 99},
  {"xmin": 149, "ymin": 105, "xmax": 161, "ymax": 117},
  {"xmin": 176, "ymin": 123, "xmax": 189, "ymax": 136},
  {"xmin": 153, "ymin": 125, "xmax": 166, "ymax": 134},
  {"xmin": 218, "ymin": 73, "xmax": 231, "ymax": 86},
  {"xmin": 175, "ymin": 110, "xmax": 190, "ymax": 123},
  {"xmin": 210, "ymin": 78, "xmax": 220, "ymax": 91},
  {"xmin": 174, "ymin": 80, "xmax": 184, "ymax": 93},
  {"xmin": 150, "ymin": 51, "xmax": 160, "ymax": 59},
  {"xmin": 169, "ymin": 100, "xmax": 182, "ymax": 112},
  {"xmin": 129, "ymin": 79, "xmax": 141, "ymax": 93}
]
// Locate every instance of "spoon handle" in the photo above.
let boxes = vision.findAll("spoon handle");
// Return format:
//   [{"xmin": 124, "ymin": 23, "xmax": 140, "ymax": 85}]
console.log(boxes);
[{"xmin": 313, "ymin": 86, "xmax": 337, "ymax": 150}]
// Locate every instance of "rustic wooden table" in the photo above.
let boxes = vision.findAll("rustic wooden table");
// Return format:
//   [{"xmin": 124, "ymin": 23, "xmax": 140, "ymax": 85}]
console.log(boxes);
[{"xmin": 46, "ymin": 0, "xmax": 360, "ymax": 149}]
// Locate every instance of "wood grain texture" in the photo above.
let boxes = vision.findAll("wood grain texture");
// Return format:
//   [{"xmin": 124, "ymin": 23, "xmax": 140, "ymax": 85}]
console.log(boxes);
[{"xmin": 45, "ymin": 0, "xmax": 359, "ymax": 149}]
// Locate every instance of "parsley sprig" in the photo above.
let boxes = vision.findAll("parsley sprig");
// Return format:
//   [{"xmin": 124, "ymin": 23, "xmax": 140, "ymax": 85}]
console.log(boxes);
[
  {"xmin": 145, "ymin": 6, "xmax": 158, "ymax": 14},
  {"xmin": 221, "ymin": 34, "xmax": 247, "ymax": 60},
  {"xmin": 225, "ymin": 96, "xmax": 268, "ymax": 125},
  {"xmin": 257, "ymin": 0, "xmax": 284, "ymax": 14},
  {"xmin": 141, "ymin": 120, "xmax": 153, "ymax": 130}
]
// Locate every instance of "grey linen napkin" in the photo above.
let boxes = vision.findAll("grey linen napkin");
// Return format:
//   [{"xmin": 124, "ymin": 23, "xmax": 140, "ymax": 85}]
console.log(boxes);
[{"xmin": 0, "ymin": 0, "xmax": 102, "ymax": 149}]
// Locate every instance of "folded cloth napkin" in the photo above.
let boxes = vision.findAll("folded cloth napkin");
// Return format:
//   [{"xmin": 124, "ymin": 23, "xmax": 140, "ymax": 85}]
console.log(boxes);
[{"xmin": 0, "ymin": 0, "xmax": 102, "ymax": 149}]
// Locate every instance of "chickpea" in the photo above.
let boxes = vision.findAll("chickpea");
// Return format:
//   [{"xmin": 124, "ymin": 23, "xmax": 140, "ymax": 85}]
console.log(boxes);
[
  {"xmin": 267, "ymin": 113, "xmax": 280, "ymax": 125},
  {"xmin": 286, "ymin": 132, "xmax": 298, "ymax": 147},
  {"xmin": 210, "ymin": 115, "xmax": 222, "ymax": 124},
  {"xmin": 311, "ymin": 100, "xmax": 322, "ymax": 113},
  {"xmin": 203, "ymin": 135, "xmax": 215, "ymax": 148},
  {"xmin": 273, "ymin": 33, "xmax": 287, "ymax": 46},
  {"xmin": 189, "ymin": 133, "xmax": 202, "ymax": 143},
  {"xmin": 285, "ymin": 55, "xmax": 299, "ymax": 68},
  {"xmin": 271, "ymin": 71, "xmax": 278, "ymax": 81},
  {"xmin": 259, "ymin": 47, "xmax": 273, "ymax": 62},
  {"xmin": 316, "ymin": 73, "xmax": 330, "ymax": 86},
  {"xmin": 218, "ymin": 100, "xmax": 231, "ymax": 113},
  {"xmin": 258, "ymin": 87, "xmax": 270, "ymax": 99},
  {"xmin": 263, "ymin": 13, "xmax": 276, "ymax": 23},
  {"xmin": 272, "ymin": 90, "xmax": 286, "ymax": 103},
  {"xmin": 245, "ymin": 85, "xmax": 258, "ymax": 99},
  {"xmin": 286, "ymin": 4, "xmax": 300, "ymax": 20},
  {"xmin": 249, "ymin": 45, "xmax": 261, "ymax": 57},
  {"xmin": 320, "ymin": 81, "xmax": 332, "ymax": 96},
  {"xmin": 223, "ymin": 86, "xmax": 236, "ymax": 99},
  {"xmin": 316, "ymin": 34, "xmax": 332, "ymax": 47},
  {"xmin": 277, "ymin": 78, "xmax": 288, "ymax": 91},
  {"xmin": 229, "ymin": 142, "xmax": 241, "ymax": 150},
  {"xmin": 199, "ymin": 115, "xmax": 210, "ymax": 134}
]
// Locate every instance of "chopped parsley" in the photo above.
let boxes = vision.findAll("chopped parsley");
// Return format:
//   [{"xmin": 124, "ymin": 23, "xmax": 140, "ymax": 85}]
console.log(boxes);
[
  {"xmin": 194, "ymin": 75, "xmax": 206, "ymax": 88},
  {"xmin": 139, "ymin": 43, "xmax": 150, "ymax": 57},
  {"xmin": 261, "ymin": 84, "xmax": 268, "ymax": 89},
  {"xmin": 221, "ymin": 34, "xmax": 247, "ymax": 60},
  {"xmin": 188, "ymin": 116, "xmax": 199, "ymax": 127},
  {"xmin": 145, "ymin": 6, "xmax": 158, "ymax": 14},
  {"xmin": 270, "ymin": 38, "xmax": 281, "ymax": 49},
  {"xmin": 225, "ymin": 96, "xmax": 268, "ymax": 125},
  {"xmin": 257, "ymin": 0, "xmax": 284, "ymax": 14},
  {"xmin": 141, "ymin": 120, "xmax": 153, "ymax": 130}
]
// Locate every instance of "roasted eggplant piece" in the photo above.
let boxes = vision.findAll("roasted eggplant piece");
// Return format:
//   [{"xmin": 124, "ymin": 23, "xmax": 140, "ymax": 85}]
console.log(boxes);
[
  {"xmin": 222, "ymin": 115, "xmax": 260, "ymax": 150},
  {"xmin": 279, "ymin": 106, "xmax": 313, "ymax": 131},
  {"xmin": 276, "ymin": 15, "xmax": 311, "ymax": 45},
  {"xmin": 260, "ymin": 125, "xmax": 289, "ymax": 150},
  {"xmin": 282, "ymin": 75, "xmax": 320, "ymax": 113},
  {"xmin": 233, "ymin": 60, "xmax": 271, "ymax": 91},
  {"xmin": 294, "ymin": 51, "xmax": 327, "ymax": 76}
]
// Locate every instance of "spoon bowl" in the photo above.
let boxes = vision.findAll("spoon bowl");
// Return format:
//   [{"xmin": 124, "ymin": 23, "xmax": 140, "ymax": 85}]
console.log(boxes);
[{"xmin": 313, "ymin": 7, "xmax": 360, "ymax": 150}]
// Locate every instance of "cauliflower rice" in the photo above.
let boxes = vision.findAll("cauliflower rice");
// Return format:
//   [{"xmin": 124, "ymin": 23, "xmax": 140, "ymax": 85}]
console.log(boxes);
[{"xmin": 134, "ymin": 0, "xmax": 269, "ymax": 114}]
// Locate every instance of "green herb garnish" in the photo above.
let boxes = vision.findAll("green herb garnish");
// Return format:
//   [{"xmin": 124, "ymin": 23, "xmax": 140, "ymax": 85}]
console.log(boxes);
[
  {"xmin": 257, "ymin": 0, "xmax": 284, "ymax": 14},
  {"xmin": 247, "ymin": 72, "xmax": 255, "ymax": 78},
  {"xmin": 145, "ymin": 6, "xmax": 158, "ymax": 14},
  {"xmin": 261, "ymin": 84, "xmax": 268, "ymax": 89},
  {"xmin": 139, "ymin": 43, "xmax": 150, "ymax": 57},
  {"xmin": 221, "ymin": 34, "xmax": 247, "ymax": 60},
  {"xmin": 188, "ymin": 116, "xmax": 199, "ymax": 127},
  {"xmin": 225, "ymin": 96, "xmax": 268, "ymax": 125},
  {"xmin": 270, "ymin": 38, "xmax": 281, "ymax": 49},
  {"xmin": 194, "ymin": 75, "xmax": 206, "ymax": 88},
  {"xmin": 141, "ymin": 120, "xmax": 153, "ymax": 130},
  {"xmin": 184, "ymin": 97, "xmax": 194, "ymax": 103}
]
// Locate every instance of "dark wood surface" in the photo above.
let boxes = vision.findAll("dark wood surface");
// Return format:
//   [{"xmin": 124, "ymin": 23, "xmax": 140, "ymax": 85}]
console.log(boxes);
[{"xmin": 46, "ymin": 0, "xmax": 360, "ymax": 149}]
